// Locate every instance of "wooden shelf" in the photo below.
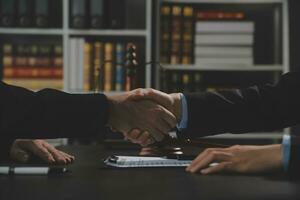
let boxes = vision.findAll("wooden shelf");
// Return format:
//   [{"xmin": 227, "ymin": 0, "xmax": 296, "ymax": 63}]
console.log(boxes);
[
  {"xmin": 161, "ymin": 64, "xmax": 284, "ymax": 71},
  {"xmin": 0, "ymin": 28, "xmax": 64, "ymax": 35},
  {"xmin": 163, "ymin": 0, "xmax": 285, "ymax": 4},
  {"xmin": 68, "ymin": 29, "xmax": 147, "ymax": 37}
]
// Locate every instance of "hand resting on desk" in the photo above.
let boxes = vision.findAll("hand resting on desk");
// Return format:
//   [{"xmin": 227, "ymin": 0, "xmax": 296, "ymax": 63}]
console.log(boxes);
[
  {"xmin": 10, "ymin": 139, "xmax": 75, "ymax": 165},
  {"xmin": 186, "ymin": 144, "xmax": 283, "ymax": 174}
]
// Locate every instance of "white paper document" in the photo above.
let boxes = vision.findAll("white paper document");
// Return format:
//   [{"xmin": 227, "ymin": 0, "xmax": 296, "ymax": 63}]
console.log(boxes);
[{"xmin": 104, "ymin": 156, "xmax": 192, "ymax": 168}]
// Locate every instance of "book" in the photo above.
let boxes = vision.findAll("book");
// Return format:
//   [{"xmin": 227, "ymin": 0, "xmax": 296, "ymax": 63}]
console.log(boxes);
[
  {"xmin": 125, "ymin": 0, "xmax": 145, "ymax": 29},
  {"xmin": 89, "ymin": 0, "xmax": 104, "ymax": 29},
  {"xmin": 2, "ymin": 43, "xmax": 13, "ymax": 67},
  {"xmin": 106, "ymin": 0, "xmax": 125, "ymax": 29},
  {"xmin": 93, "ymin": 41, "xmax": 104, "ymax": 91},
  {"xmin": 104, "ymin": 42, "xmax": 114, "ymax": 91},
  {"xmin": 195, "ymin": 21, "xmax": 254, "ymax": 33},
  {"xmin": 196, "ymin": 11, "xmax": 245, "ymax": 20},
  {"xmin": 0, "ymin": 0, "xmax": 16, "ymax": 27},
  {"xmin": 195, "ymin": 57, "xmax": 253, "ymax": 66},
  {"xmin": 3, "ymin": 78, "xmax": 63, "ymax": 90},
  {"xmin": 17, "ymin": 0, "xmax": 33, "ymax": 27},
  {"xmin": 160, "ymin": 5, "xmax": 171, "ymax": 63},
  {"xmin": 83, "ymin": 42, "xmax": 92, "ymax": 91},
  {"xmin": 194, "ymin": 46, "xmax": 253, "ymax": 57},
  {"xmin": 195, "ymin": 34, "xmax": 254, "ymax": 45},
  {"xmin": 182, "ymin": 6, "xmax": 194, "ymax": 64},
  {"xmin": 115, "ymin": 43, "xmax": 125, "ymax": 91},
  {"xmin": 3, "ymin": 67, "xmax": 63, "ymax": 79},
  {"xmin": 70, "ymin": 0, "xmax": 87, "ymax": 29},
  {"xmin": 35, "ymin": 0, "xmax": 49, "ymax": 27},
  {"xmin": 170, "ymin": 5, "xmax": 182, "ymax": 64}
]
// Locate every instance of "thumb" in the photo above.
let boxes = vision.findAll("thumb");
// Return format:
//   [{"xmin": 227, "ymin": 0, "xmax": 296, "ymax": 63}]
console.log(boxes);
[
  {"xmin": 10, "ymin": 148, "xmax": 30, "ymax": 163},
  {"xmin": 129, "ymin": 88, "xmax": 173, "ymax": 110}
]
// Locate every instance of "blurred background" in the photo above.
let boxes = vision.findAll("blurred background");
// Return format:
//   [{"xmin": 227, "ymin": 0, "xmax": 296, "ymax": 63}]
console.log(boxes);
[{"xmin": 0, "ymin": 0, "xmax": 298, "ymax": 146}]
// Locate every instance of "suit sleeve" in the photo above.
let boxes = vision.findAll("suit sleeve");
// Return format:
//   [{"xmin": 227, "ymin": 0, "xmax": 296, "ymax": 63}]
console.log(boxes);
[
  {"xmin": 0, "ymin": 81, "xmax": 110, "ymax": 140},
  {"xmin": 182, "ymin": 72, "xmax": 300, "ymax": 137}
]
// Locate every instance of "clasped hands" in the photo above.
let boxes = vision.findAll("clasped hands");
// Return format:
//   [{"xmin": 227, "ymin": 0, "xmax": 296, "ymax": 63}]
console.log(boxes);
[{"xmin": 106, "ymin": 88, "xmax": 182, "ymax": 146}]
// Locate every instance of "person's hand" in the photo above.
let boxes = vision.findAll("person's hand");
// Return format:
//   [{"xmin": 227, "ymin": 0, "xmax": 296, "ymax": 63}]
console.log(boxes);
[
  {"xmin": 10, "ymin": 139, "xmax": 75, "ymax": 165},
  {"xmin": 128, "ymin": 88, "xmax": 182, "ymax": 122},
  {"xmin": 106, "ymin": 89, "xmax": 177, "ymax": 142},
  {"xmin": 120, "ymin": 88, "xmax": 181, "ymax": 146},
  {"xmin": 186, "ymin": 144, "xmax": 283, "ymax": 174}
]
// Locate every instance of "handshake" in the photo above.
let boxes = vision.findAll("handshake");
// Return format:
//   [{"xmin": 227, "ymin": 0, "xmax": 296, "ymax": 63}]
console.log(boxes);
[{"xmin": 106, "ymin": 88, "xmax": 182, "ymax": 146}]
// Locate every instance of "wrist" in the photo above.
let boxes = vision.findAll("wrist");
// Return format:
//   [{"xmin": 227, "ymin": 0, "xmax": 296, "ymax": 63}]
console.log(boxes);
[{"xmin": 170, "ymin": 93, "xmax": 182, "ymax": 123}]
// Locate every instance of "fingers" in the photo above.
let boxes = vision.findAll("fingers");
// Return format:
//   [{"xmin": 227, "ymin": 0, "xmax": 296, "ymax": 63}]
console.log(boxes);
[
  {"xmin": 158, "ymin": 106, "xmax": 177, "ymax": 129},
  {"xmin": 42, "ymin": 142, "xmax": 74, "ymax": 165},
  {"xmin": 125, "ymin": 129, "xmax": 154, "ymax": 146},
  {"xmin": 200, "ymin": 162, "xmax": 232, "ymax": 175},
  {"xmin": 186, "ymin": 149, "xmax": 232, "ymax": 173},
  {"xmin": 19, "ymin": 140, "xmax": 74, "ymax": 165},
  {"xmin": 29, "ymin": 143, "xmax": 56, "ymax": 164}
]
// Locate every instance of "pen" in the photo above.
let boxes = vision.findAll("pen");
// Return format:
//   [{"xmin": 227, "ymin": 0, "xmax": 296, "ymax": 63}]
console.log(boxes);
[{"xmin": 0, "ymin": 166, "xmax": 67, "ymax": 175}]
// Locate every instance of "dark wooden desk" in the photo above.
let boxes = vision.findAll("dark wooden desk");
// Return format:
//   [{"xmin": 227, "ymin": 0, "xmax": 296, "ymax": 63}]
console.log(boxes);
[{"xmin": 0, "ymin": 145, "xmax": 300, "ymax": 200}]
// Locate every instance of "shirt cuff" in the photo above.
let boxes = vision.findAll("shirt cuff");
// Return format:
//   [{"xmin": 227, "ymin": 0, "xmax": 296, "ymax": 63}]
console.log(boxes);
[
  {"xmin": 282, "ymin": 133, "xmax": 291, "ymax": 172},
  {"xmin": 176, "ymin": 93, "xmax": 188, "ymax": 131}
]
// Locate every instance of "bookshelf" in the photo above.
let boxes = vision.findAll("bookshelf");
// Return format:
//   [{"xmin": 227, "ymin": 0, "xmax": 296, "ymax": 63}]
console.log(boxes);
[
  {"xmin": 155, "ymin": 0, "xmax": 289, "ymax": 89},
  {"xmin": 0, "ymin": 0, "xmax": 154, "ymax": 145},
  {"xmin": 154, "ymin": 0, "xmax": 290, "ymax": 139},
  {"xmin": 0, "ymin": 0, "xmax": 153, "ymax": 93}
]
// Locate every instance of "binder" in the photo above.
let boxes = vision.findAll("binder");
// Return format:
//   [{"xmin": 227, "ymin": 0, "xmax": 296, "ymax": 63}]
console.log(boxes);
[
  {"xmin": 17, "ymin": 0, "xmax": 33, "ymax": 27},
  {"xmin": 70, "ymin": 0, "xmax": 87, "ymax": 29},
  {"xmin": 89, "ymin": 0, "xmax": 104, "ymax": 29},
  {"xmin": 0, "ymin": 0, "xmax": 16, "ymax": 27},
  {"xmin": 35, "ymin": 0, "xmax": 49, "ymax": 27},
  {"xmin": 106, "ymin": 0, "xmax": 125, "ymax": 29}
]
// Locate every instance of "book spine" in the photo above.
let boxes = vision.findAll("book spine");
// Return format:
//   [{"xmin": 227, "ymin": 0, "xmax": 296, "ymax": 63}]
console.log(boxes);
[
  {"xmin": 160, "ymin": 5, "xmax": 171, "ymax": 64},
  {"xmin": 170, "ymin": 5, "xmax": 183, "ymax": 64},
  {"xmin": 182, "ymin": 6, "xmax": 194, "ymax": 64},
  {"xmin": 115, "ymin": 43, "xmax": 124, "ymax": 91},
  {"xmin": 17, "ymin": 0, "xmax": 33, "ymax": 27},
  {"xmin": 104, "ymin": 42, "xmax": 114, "ymax": 91},
  {"xmin": 3, "ymin": 67, "xmax": 63, "ymax": 78},
  {"xmin": 35, "ymin": 0, "xmax": 49, "ymax": 27},
  {"xmin": 0, "ymin": 0, "xmax": 16, "ymax": 27},
  {"xmin": 93, "ymin": 41, "xmax": 104, "ymax": 91},
  {"xmin": 70, "ymin": 0, "xmax": 87, "ymax": 29},
  {"xmin": 83, "ymin": 42, "xmax": 92, "ymax": 91},
  {"xmin": 106, "ymin": 0, "xmax": 125, "ymax": 29},
  {"xmin": 89, "ymin": 0, "xmax": 104, "ymax": 29}
]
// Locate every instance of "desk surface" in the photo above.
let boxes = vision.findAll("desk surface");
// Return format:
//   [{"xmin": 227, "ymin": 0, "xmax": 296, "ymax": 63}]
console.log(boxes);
[{"xmin": 0, "ymin": 145, "xmax": 300, "ymax": 200}]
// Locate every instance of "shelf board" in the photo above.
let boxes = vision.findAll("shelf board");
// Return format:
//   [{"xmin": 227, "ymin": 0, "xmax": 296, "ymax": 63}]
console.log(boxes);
[
  {"xmin": 68, "ymin": 29, "xmax": 147, "ymax": 36},
  {"xmin": 161, "ymin": 64, "xmax": 284, "ymax": 71},
  {"xmin": 204, "ymin": 132, "xmax": 283, "ymax": 140},
  {"xmin": 0, "ymin": 28, "xmax": 64, "ymax": 35},
  {"xmin": 163, "ymin": 0, "xmax": 285, "ymax": 3}
]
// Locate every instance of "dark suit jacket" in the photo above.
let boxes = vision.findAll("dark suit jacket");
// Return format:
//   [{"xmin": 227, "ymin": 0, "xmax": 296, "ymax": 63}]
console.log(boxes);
[
  {"xmin": 183, "ymin": 72, "xmax": 300, "ymax": 174},
  {"xmin": 0, "ymin": 81, "xmax": 109, "ymax": 160}
]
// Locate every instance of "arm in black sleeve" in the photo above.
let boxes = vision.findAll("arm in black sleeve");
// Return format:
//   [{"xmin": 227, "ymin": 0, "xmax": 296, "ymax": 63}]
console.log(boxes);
[
  {"xmin": 182, "ymin": 72, "xmax": 300, "ymax": 137},
  {"xmin": 0, "ymin": 81, "xmax": 110, "ymax": 140}
]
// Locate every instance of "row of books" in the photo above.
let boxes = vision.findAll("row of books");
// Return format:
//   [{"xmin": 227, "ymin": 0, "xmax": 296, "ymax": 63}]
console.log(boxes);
[
  {"xmin": 164, "ymin": 71, "xmax": 275, "ymax": 93},
  {"xmin": 0, "ymin": 0, "xmax": 62, "ymax": 28},
  {"xmin": 195, "ymin": 14, "xmax": 254, "ymax": 67},
  {"xmin": 160, "ymin": 4, "xmax": 255, "ymax": 66},
  {"xmin": 160, "ymin": 5, "xmax": 194, "ymax": 64},
  {"xmin": 70, "ymin": 0, "xmax": 145, "ymax": 29},
  {"xmin": 69, "ymin": 38, "xmax": 140, "ymax": 92},
  {"xmin": 1, "ymin": 42, "xmax": 63, "ymax": 90}
]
